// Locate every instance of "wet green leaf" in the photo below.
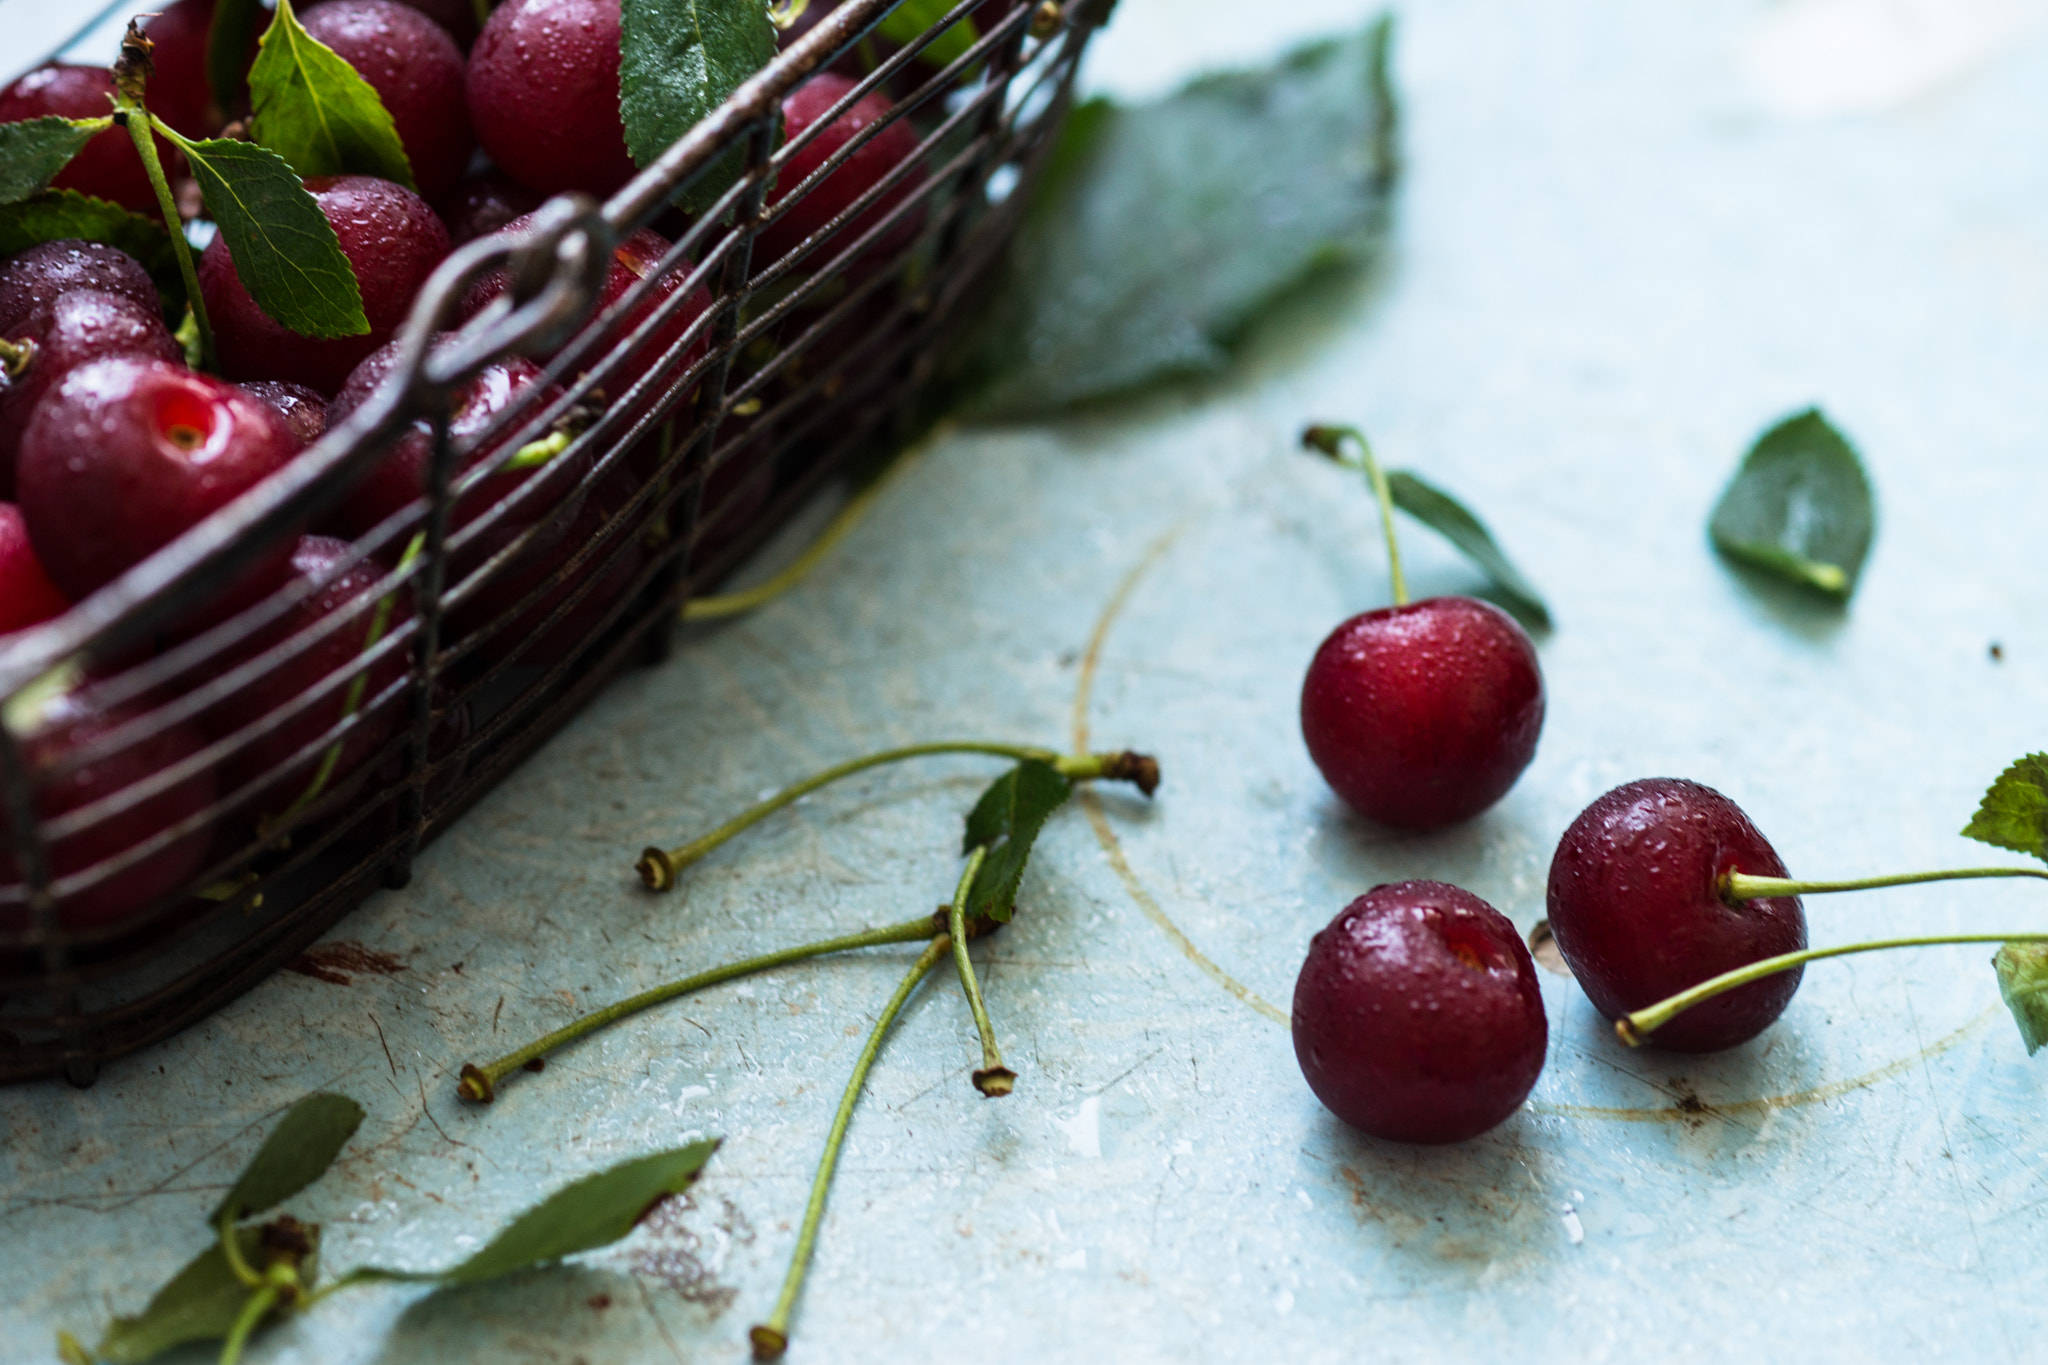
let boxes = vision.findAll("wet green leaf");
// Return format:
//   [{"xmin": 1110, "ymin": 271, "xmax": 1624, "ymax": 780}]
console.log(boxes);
[
  {"xmin": 1709, "ymin": 408, "xmax": 1875, "ymax": 602},
  {"xmin": 1962, "ymin": 754, "xmax": 2048, "ymax": 865},
  {"xmin": 163, "ymin": 126, "xmax": 369, "ymax": 337},
  {"xmin": 209, "ymin": 0, "xmax": 266, "ymax": 118},
  {"xmin": 621, "ymin": 0, "xmax": 779, "ymax": 213},
  {"xmin": 877, "ymin": 0, "xmax": 979, "ymax": 69},
  {"xmin": 0, "ymin": 117, "xmax": 111, "ymax": 205},
  {"xmin": 962, "ymin": 759, "xmax": 1072, "ymax": 923},
  {"xmin": 95, "ymin": 1226, "xmax": 317, "ymax": 1364},
  {"xmin": 964, "ymin": 17, "xmax": 1398, "ymax": 417},
  {"xmin": 247, "ymin": 0, "xmax": 415, "ymax": 188},
  {"xmin": 1993, "ymin": 942, "xmax": 2048, "ymax": 1056},
  {"xmin": 0, "ymin": 190, "xmax": 185, "ymax": 318},
  {"xmin": 1387, "ymin": 470, "xmax": 1551, "ymax": 631},
  {"xmin": 210, "ymin": 1093, "xmax": 365, "ymax": 1224}
]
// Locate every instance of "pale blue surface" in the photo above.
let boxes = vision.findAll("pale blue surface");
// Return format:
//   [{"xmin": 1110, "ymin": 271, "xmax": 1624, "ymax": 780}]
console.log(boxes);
[{"xmin": 9, "ymin": 1, "xmax": 2048, "ymax": 1361}]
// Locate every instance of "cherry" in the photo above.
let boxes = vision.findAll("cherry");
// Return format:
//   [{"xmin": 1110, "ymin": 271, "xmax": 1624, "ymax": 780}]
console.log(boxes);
[
  {"xmin": 1, "ymin": 684, "xmax": 217, "ymax": 934},
  {"xmin": 0, "ymin": 502, "xmax": 70, "ymax": 637},
  {"xmin": 1292, "ymin": 880, "xmax": 1546, "ymax": 1144},
  {"xmin": 440, "ymin": 169, "xmax": 543, "ymax": 245},
  {"xmin": 317, "ymin": 0, "xmax": 479, "ymax": 50},
  {"xmin": 299, "ymin": 0, "xmax": 474, "ymax": 204},
  {"xmin": 0, "ymin": 240, "xmax": 160, "ymax": 339},
  {"xmin": 1, "ymin": 288, "xmax": 184, "ymax": 496},
  {"xmin": 0, "ymin": 64, "xmax": 181, "ymax": 216},
  {"xmin": 200, "ymin": 173, "xmax": 450, "ymax": 395},
  {"xmin": 754, "ymin": 73, "xmax": 926, "ymax": 271},
  {"xmin": 15, "ymin": 356, "xmax": 300, "ymax": 620},
  {"xmin": 142, "ymin": 0, "xmax": 256, "ymax": 136},
  {"xmin": 466, "ymin": 0, "xmax": 637, "ymax": 198},
  {"xmin": 451, "ymin": 462, "xmax": 643, "ymax": 661},
  {"xmin": 237, "ymin": 380, "xmax": 329, "ymax": 448},
  {"xmin": 1546, "ymin": 778, "xmax": 1807, "ymax": 1053}
]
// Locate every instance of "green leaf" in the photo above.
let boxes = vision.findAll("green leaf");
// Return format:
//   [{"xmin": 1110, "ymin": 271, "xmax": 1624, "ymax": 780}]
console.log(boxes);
[
  {"xmin": 1993, "ymin": 942, "xmax": 2048, "ymax": 1055},
  {"xmin": 1387, "ymin": 470, "xmax": 1551, "ymax": 631},
  {"xmin": 210, "ymin": 1093, "xmax": 365, "ymax": 1224},
  {"xmin": 95, "ymin": 1227, "xmax": 317, "ymax": 1365},
  {"xmin": 0, "ymin": 117, "xmax": 111, "ymax": 205},
  {"xmin": 621, "ymin": 0, "xmax": 780, "ymax": 214},
  {"xmin": 961, "ymin": 759, "xmax": 1072, "ymax": 923},
  {"xmin": 1962, "ymin": 754, "xmax": 2048, "ymax": 865},
  {"xmin": 247, "ymin": 0, "xmax": 415, "ymax": 189},
  {"xmin": 0, "ymin": 190, "xmax": 185, "ymax": 318},
  {"xmin": 876, "ymin": 0, "xmax": 980, "ymax": 69},
  {"xmin": 962, "ymin": 17, "xmax": 1398, "ymax": 417},
  {"xmin": 209, "ymin": 0, "xmax": 266, "ymax": 118},
  {"xmin": 165, "ymin": 127, "xmax": 370, "ymax": 338},
  {"xmin": 1708, "ymin": 408, "xmax": 1875, "ymax": 602}
]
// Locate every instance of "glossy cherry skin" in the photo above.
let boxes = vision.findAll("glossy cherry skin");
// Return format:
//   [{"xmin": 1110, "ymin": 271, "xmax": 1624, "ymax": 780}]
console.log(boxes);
[
  {"xmin": 1293, "ymin": 880, "xmax": 1547, "ymax": 1145},
  {"xmin": 15, "ymin": 357, "xmax": 300, "ymax": 619},
  {"xmin": 237, "ymin": 380, "xmax": 329, "ymax": 448},
  {"xmin": 143, "ymin": 0, "xmax": 257, "ymax": 135},
  {"xmin": 453, "ymin": 462, "xmax": 643, "ymax": 660},
  {"xmin": 0, "ymin": 64, "xmax": 186, "ymax": 215},
  {"xmin": 1547, "ymin": 778, "xmax": 1807, "ymax": 1052},
  {"xmin": 754, "ymin": 73, "xmax": 926, "ymax": 270},
  {"xmin": 440, "ymin": 169, "xmax": 543, "ymax": 244},
  {"xmin": 1300, "ymin": 596, "xmax": 1543, "ymax": 831},
  {"xmin": 316, "ymin": 0, "xmax": 479, "ymax": 50},
  {"xmin": 0, "ymin": 502, "xmax": 70, "ymax": 636},
  {"xmin": 1, "ymin": 289, "xmax": 183, "ymax": 494},
  {"xmin": 466, "ymin": 0, "xmax": 636, "ymax": 197},
  {"xmin": 0, "ymin": 240, "xmax": 160, "ymax": 339},
  {"xmin": 200, "ymin": 174, "xmax": 450, "ymax": 395},
  {"xmin": 299, "ymin": 0, "xmax": 474, "ymax": 204}
]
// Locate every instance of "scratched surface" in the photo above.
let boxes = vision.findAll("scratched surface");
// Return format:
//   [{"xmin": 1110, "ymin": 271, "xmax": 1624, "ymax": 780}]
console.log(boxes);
[{"xmin": 9, "ymin": 0, "xmax": 2048, "ymax": 1360}]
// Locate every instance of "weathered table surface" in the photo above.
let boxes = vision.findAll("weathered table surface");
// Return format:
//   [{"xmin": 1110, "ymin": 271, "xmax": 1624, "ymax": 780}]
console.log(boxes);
[{"xmin": 9, "ymin": 0, "xmax": 2048, "ymax": 1360}]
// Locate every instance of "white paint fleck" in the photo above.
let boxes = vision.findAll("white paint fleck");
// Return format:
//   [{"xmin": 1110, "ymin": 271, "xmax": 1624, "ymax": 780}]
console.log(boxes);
[
  {"xmin": 1561, "ymin": 1204, "xmax": 1585, "ymax": 1246},
  {"xmin": 1295, "ymin": 1189, "xmax": 1313, "ymax": 1210},
  {"xmin": 1055, "ymin": 1249, "xmax": 1088, "ymax": 1271},
  {"xmin": 1052, "ymin": 1096, "xmax": 1102, "ymax": 1159},
  {"xmin": 1740, "ymin": 0, "xmax": 2046, "ymax": 117},
  {"xmin": 1275, "ymin": 1289, "xmax": 1295, "ymax": 1315},
  {"xmin": 1172, "ymin": 1139, "xmax": 1194, "ymax": 1156}
]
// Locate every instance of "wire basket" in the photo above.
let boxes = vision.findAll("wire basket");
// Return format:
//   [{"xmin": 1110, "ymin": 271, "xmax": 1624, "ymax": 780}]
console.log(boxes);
[{"xmin": 0, "ymin": 0, "xmax": 1104, "ymax": 1085}]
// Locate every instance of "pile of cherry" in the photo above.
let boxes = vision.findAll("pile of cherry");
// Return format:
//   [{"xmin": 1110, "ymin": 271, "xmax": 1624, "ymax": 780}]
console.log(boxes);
[{"xmin": 0, "ymin": 0, "xmax": 949, "ymax": 938}]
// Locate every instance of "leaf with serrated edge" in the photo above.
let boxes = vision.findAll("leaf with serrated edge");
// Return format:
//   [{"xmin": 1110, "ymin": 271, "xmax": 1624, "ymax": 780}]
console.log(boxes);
[
  {"xmin": 247, "ymin": 0, "xmax": 414, "ymax": 188},
  {"xmin": 166, "ymin": 128, "xmax": 369, "ymax": 337},
  {"xmin": 877, "ymin": 0, "xmax": 980, "ymax": 69},
  {"xmin": 961, "ymin": 759, "xmax": 1071, "ymax": 923},
  {"xmin": 1387, "ymin": 470, "xmax": 1550, "ymax": 631},
  {"xmin": 620, "ymin": 0, "xmax": 779, "ymax": 214},
  {"xmin": 0, "ymin": 190, "xmax": 185, "ymax": 317},
  {"xmin": 0, "ymin": 117, "xmax": 110, "ymax": 205},
  {"xmin": 210, "ymin": 1093, "xmax": 364, "ymax": 1224},
  {"xmin": 210, "ymin": 0, "xmax": 266, "ymax": 118},
  {"xmin": 95, "ymin": 1226, "xmax": 317, "ymax": 1365},
  {"xmin": 1708, "ymin": 407, "xmax": 1875, "ymax": 602},
  {"xmin": 1994, "ymin": 942, "xmax": 2048, "ymax": 1055},
  {"xmin": 1962, "ymin": 754, "xmax": 2048, "ymax": 865}
]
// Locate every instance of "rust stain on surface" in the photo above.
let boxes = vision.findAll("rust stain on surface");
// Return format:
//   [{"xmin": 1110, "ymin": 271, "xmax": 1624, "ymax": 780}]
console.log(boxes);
[{"xmin": 287, "ymin": 942, "xmax": 407, "ymax": 986}]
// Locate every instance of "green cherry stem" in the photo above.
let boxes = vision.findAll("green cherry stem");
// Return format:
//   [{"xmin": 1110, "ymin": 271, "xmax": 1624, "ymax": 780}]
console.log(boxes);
[
  {"xmin": 750, "ymin": 933, "xmax": 950, "ymax": 1362},
  {"xmin": 1302, "ymin": 422, "xmax": 1407, "ymax": 606},
  {"xmin": 636, "ymin": 743, "xmax": 1159, "ymax": 892},
  {"xmin": 457, "ymin": 914, "xmax": 939, "ymax": 1102},
  {"xmin": 218, "ymin": 1212, "xmax": 261, "ymax": 1288},
  {"xmin": 946, "ymin": 847, "xmax": 1013, "ymax": 1097},
  {"xmin": 111, "ymin": 23, "xmax": 217, "ymax": 373},
  {"xmin": 0, "ymin": 337, "xmax": 34, "ymax": 380},
  {"xmin": 215, "ymin": 1284, "xmax": 279, "ymax": 1365},
  {"xmin": 1723, "ymin": 865, "xmax": 2048, "ymax": 903},
  {"xmin": 1616, "ymin": 931, "xmax": 2048, "ymax": 1046}
]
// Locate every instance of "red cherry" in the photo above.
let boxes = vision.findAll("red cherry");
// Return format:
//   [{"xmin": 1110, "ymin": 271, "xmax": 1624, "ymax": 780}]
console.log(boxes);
[
  {"xmin": 466, "ymin": 0, "xmax": 636, "ymax": 198},
  {"xmin": 1546, "ymin": 778, "xmax": 1807, "ymax": 1052},
  {"xmin": 1300, "ymin": 596, "xmax": 1544, "ymax": 831},
  {"xmin": 0, "ymin": 64, "xmax": 183, "ymax": 215},
  {"xmin": 440, "ymin": 169, "xmax": 543, "ymax": 245},
  {"xmin": 0, "ymin": 502, "xmax": 70, "ymax": 636},
  {"xmin": 453, "ymin": 463, "xmax": 643, "ymax": 660},
  {"xmin": 754, "ymin": 73, "xmax": 926, "ymax": 271},
  {"xmin": 315, "ymin": 0, "xmax": 479, "ymax": 50},
  {"xmin": 1, "ymin": 288, "xmax": 184, "ymax": 495},
  {"xmin": 1292, "ymin": 880, "xmax": 1547, "ymax": 1144},
  {"xmin": 199, "ymin": 173, "xmax": 450, "ymax": 395},
  {"xmin": 237, "ymin": 380, "xmax": 329, "ymax": 448},
  {"xmin": 298, "ymin": 0, "xmax": 474, "ymax": 204},
  {"xmin": 0, "ymin": 240, "xmax": 160, "ymax": 339},
  {"xmin": 142, "ymin": 0, "xmax": 257, "ymax": 136}
]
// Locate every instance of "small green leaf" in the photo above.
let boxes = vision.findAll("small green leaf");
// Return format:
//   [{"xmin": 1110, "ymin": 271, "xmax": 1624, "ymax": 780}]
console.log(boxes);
[
  {"xmin": 0, "ymin": 190, "xmax": 185, "ymax": 317},
  {"xmin": 1386, "ymin": 470, "xmax": 1550, "ymax": 631},
  {"xmin": 164, "ymin": 126, "xmax": 370, "ymax": 337},
  {"xmin": 1962, "ymin": 754, "xmax": 2048, "ymax": 865},
  {"xmin": 961, "ymin": 759, "xmax": 1072, "ymax": 923},
  {"xmin": 210, "ymin": 1093, "xmax": 365, "ymax": 1224},
  {"xmin": 0, "ymin": 117, "xmax": 111, "ymax": 205},
  {"xmin": 209, "ymin": 0, "xmax": 266, "ymax": 118},
  {"xmin": 1709, "ymin": 408, "xmax": 1875, "ymax": 602},
  {"xmin": 95, "ymin": 1227, "xmax": 317, "ymax": 1365},
  {"xmin": 621, "ymin": 0, "xmax": 779, "ymax": 213},
  {"xmin": 1993, "ymin": 942, "xmax": 2048, "ymax": 1055},
  {"xmin": 247, "ymin": 0, "xmax": 415, "ymax": 189},
  {"xmin": 876, "ymin": 0, "xmax": 980, "ymax": 69}
]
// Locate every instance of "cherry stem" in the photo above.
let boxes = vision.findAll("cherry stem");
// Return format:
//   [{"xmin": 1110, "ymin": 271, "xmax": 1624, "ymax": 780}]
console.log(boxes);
[
  {"xmin": 751, "ymin": 933, "xmax": 949, "ymax": 1362},
  {"xmin": 0, "ymin": 337, "xmax": 33, "ymax": 380},
  {"xmin": 1723, "ymin": 866, "xmax": 2048, "ymax": 904},
  {"xmin": 215, "ymin": 1283, "xmax": 278, "ymax": 1365},
  {"xmin": 636, "ymin": 743, "xmax": 1159, "ymax": 892},
  {"xmin": 457, "ymin": 914, "xmax": 938, "ymax": 1102},
  {"xmin": 218, "ymin": 1212, "xmax": 261, "ymax": 1288},
  {"xmin": 1302, "ymin": 423, "xmax": 1407, "ymax": 607},
  {"xmin": 111, "ymin": 24, "xmax": 217, "ymax": 374},
  {"xmin": 1616, "ymin": 931, "xmax": 2048, "ymax": 1046},
  {"xmin": 946, "ymin": 847, "xmax": 1012, "ymax": 1096}
]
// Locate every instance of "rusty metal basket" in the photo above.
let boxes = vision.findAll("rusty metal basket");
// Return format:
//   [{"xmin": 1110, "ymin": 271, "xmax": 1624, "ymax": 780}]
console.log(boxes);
[{"xmin": 0, "ymin": 0, "xmax": 1105, "ymax": 1085}]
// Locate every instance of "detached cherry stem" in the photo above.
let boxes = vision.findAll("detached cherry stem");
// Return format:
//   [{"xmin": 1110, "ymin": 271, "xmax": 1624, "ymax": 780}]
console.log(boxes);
[
  {"xmin": 637, "ymin": 742, "xmax": 1160, "ymax": 892},
  {"xmin": 1617, "ymin": 931, "xmax": 2048, "ymax": 1046},
  {"xmin": 112, "ymin": 22, "xmax": 217, "ymax": 373},
  {"xmin": 1722, "ymin": 865, "xmax": 2048, "ymax": 904},
  {"xmin": 751, "ymin": 933, "xmax": 950, "ymax": 1362},
  {"xmin": 946, "ymin": 847, "xmax": 1013, "ymax": 1097},
  {"xmin": 1302, "ymin": 422, "xmax": 1408, "ymax": 606}
]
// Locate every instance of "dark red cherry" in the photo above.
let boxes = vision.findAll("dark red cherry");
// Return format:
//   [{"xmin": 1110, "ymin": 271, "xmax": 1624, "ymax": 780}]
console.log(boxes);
[
  {"xmin": 237, "ymin": 380, "xmax": 328, "ymax": 448},
  {"xmin": 1293, "ymin": 880, "xmax": 1547, "ymax": 1144},
  {"xmin": 440, "ymin": 169, "xmax": 543, "ymax": 245},
  {"xmin": 316, "ymin": 0, "xmax": 479, "ymax": 50},
  {"xmin": 142, "ymin": 0, "xmax": 257, "ymax": 136},
  {"xmin": 200, "ymin": 173, "xmax": 450, "ymax": 395},
  {"xmin": 754, "ymin": 73, "xmax": 926, "ymax": 271},
  {"xmin": 0, "ymin": 502, "xmax": 70, "ymax": 636},
  {"xmin": 1546, "ymin": 778, "xmax": 1807, "ymax": 1053},
  {"xmin": 1, "ymin": 288, "xmax": 183, "ymax": 494},
  {"xmin": 466, "ymin": 0, "xmax": 636, "ymax": 197},
  {"xmin": 1300, "ymin": 596, "xmax": 1543, "ymax": 832},
  {"xmin": 0, "ymin": 239, "xmax": 160, "ymax": 338},
  {"xmin": 0, "ymin": 64, "xmax": 182, "ymax": 215},
  {"xmin": 299, "ymin": 0, "xmax": 474, "ymax": 204},
  {"xmin": 453, "ymin": 462, "xmax": 643, "ymax": 660}
]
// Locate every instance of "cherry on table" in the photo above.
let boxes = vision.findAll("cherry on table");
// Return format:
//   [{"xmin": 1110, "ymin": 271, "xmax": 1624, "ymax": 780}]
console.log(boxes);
[
  {"xmin": 0, "ymin": 64, "xmax": 181, "ymax": 215},
  {"xmin": 299, "ymin": 0, "xmax": 474, "ymax": 204},
  {"xmin": 0, "ymin": 502, "xmax": 70, "ymax": 637},
  {"xmin": 466, "ymin": 0, "xmax": 637, "ymax": 197},
  {"xmin": 1292, "ymin": 879, "xmax": 1547, "ymax": 1144},
  {"xmin": 0, "ymin": 240, "xmax": 161, "ymax": 339},
  {"xmin": 1, "ymin": 288, "xmax": 184, "ymax": 495},
  {"xmin": 754, "ymin": 73, "xmax": 927, "ymax": 272}
]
